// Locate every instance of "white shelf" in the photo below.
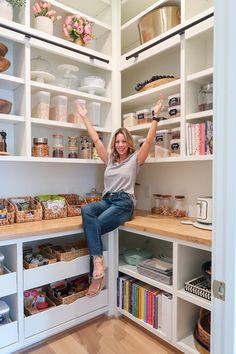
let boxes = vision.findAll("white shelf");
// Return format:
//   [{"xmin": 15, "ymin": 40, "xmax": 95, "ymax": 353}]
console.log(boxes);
[
  {"xmin": 0, "ymin": 74, "xmax": 25, "ymax": 90},
  {"xmin": 0, "ymin": 114, "xmax": 25, "ymax": 123},
  {"xmin": 127, "ymin": 117, "xmax": 181, "ymax": 134},
  {"xmin": 177, "ymin": 333, "xmax": 199, "ymax": 354},
  {"xmin": 177, "ymin": 289, "xmax": 211, "ymax": 311},
  {"xmin": 118, "ymin": 260, "xmax": 173, "ymax": 294},
  {"xmin": 187, "ymin": 68, "xmax": 213, "ymax": 84},
  {"xmin": 186, "ymin": 110, "xmax": 213, "ymax": 121}
]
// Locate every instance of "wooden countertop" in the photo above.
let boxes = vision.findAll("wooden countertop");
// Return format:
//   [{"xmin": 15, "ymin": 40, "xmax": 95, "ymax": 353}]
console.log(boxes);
[{"xmin": 0, "ymin": 211, "xmax": 212, "ymax": 246}]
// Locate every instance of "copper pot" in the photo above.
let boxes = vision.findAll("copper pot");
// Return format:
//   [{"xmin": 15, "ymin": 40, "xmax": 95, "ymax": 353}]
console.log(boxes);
[{"xmin": 138, "ymin": 6, "xmax": 181, "ymax": 44}]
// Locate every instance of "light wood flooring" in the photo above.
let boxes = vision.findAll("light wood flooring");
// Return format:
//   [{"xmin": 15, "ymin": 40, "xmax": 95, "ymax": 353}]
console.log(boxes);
[{"xmin": 20, "ymin": 315, "xmax": 183, "ymax": 354}]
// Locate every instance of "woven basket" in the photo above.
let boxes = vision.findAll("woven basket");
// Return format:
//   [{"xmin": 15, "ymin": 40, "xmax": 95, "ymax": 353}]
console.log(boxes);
[
  {"xmin": 39, "ymin": 240, "xmax": 88, "ymax": 262},
  {"xmin": 23, "ymin": 250, "xmax": 57, "ymax": 269},
  {"xmin": 0, "ymin": 199, "xmax": 15, "ymax": 226},
  {"xmin": 47, "ymin": 287, "xmax": 87, "ymax": 305},
  {"xmin": 60, "ymin": 194, "xmax": 87, "ymax": 217},
  {"xmin": 197, "ymin": 308, "xmax": 211, "ymax": 350},
  {"xmin": 139, "ymin": 77, "xmax": 177, "ymax": 92},
  {"xmin": 36, "ymin": 196, "xmax": 68, "ymax": 220},
  {"xmin": 24, "ymin": 296, "xmax": 56, "ymax": 316},
  {"xmin": 194, "ymin": 325, "xmax": 210, "ymax": 354},
  {"xmin": 9, "ymin": 197, "xmax": 42, "ymax": 223}
]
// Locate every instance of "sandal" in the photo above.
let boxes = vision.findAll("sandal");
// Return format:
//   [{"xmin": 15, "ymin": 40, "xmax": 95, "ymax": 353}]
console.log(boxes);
[
  {"xmin": 86, "ymin": 276, "xmax": 105, "ymax": 298},
  {"xmin": 92, "ymin": 256, "xmax": 105, "ymax": 280}
]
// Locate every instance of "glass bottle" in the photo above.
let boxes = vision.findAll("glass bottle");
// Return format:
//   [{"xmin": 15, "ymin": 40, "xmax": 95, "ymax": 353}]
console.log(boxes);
[{"xmin": 172, "ymin": 195, "xmax": 187, "ymax": 217}]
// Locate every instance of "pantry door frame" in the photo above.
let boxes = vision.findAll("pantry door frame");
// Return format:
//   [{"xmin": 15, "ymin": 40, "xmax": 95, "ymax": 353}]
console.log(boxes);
[{"xmin": 212, "ymin": 0, "xmax": 236, "ymax": 353}]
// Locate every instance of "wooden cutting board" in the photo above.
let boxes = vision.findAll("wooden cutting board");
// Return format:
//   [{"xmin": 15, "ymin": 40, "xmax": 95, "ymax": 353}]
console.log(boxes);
[{"xmin": 139, "ymin": 77, "xmax": 178, "ymax": 92}]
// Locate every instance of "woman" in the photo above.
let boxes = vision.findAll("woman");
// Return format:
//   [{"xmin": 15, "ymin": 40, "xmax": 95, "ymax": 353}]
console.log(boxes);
[{"xmin": 76, "ymin": 94, "xmax": 164, "ymax": 297}]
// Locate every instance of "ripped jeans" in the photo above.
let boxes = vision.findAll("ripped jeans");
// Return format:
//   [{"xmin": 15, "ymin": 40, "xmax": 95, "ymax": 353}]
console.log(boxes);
[{"xmin": 81, "ymin": 191, "xmax": 134, "ymax": 276}]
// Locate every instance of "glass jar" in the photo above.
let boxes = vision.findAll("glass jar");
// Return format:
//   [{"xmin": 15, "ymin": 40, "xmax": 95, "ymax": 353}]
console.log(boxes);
[
  {"xmin": 172, "ymin": 195, "xmax": 187, "ymax": 217},
  {"xmin": 32, "ymin": 138, "xmax": 49, "ymax": 157},
  {"xmin": 198, "ymin": 83, "xmax": 213, "ymax": 111},
  {"xmin": 155, "ymin": 130, "xmax": 171, "ymax": 158},
  {"xmin": 161, "ymin": 195, "xmax": 172, "ymax": 216},
  {"xmin": 68, "ymin": 147, "xmax": 78, "ymax": 158},
  {"xmin": 151, "ymin": 194, "xmax": 162, "ymax": 214},
  {"xmin": 52, "ymin": 134, "xmax": 64, "ymax": 158},
  {"xmin": 80, "ymin": 136, "xmax": 91, "ymax": 159},
  {"xmin": 0, "ymin": 251, "xmax": 5, "ymax": 275}
]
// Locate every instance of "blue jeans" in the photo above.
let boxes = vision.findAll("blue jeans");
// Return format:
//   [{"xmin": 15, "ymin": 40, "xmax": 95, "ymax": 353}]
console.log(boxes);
[{"xmin": 81, "ymin": 191, "xmax": 134, "ymax": 276}]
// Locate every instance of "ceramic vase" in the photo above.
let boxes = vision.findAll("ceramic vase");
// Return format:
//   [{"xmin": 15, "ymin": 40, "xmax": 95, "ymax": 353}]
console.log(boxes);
[
  {"xmin": 34, "ymin": 16, "xmax": 53, "ymax": 35},
  {"xmin": 0, "ymin": 0, "xmax": 13, "ymax": 21}
]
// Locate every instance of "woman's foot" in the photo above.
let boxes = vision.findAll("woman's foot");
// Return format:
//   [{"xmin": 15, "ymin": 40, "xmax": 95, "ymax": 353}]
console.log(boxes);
[
  {"xmin": 86, "ymin": 276, "xmax": 105, "ymax": 297},
  {"xmin": 93, "ymin": 256, "xmax": 105, "ymax": 279}
]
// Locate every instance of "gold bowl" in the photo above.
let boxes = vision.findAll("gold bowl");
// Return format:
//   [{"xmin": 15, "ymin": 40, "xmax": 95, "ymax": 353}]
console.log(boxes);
[
  {"xmin": 0, "ymin": 56, "xmax": 11, "ymax": 72},
  {"xmin": 0, "ymin": 99, "xmax": 12, "ymax": 114}
]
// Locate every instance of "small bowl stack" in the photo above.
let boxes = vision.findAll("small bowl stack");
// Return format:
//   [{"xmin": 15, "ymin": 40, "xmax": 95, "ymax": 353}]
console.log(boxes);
[{"xmin": 0, "ymin": 42, "xmax": 12, "ymax": 114}]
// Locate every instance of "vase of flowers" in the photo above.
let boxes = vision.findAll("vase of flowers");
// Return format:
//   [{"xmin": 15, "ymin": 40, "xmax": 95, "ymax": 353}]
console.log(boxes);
[
  {"xmin": 0, "ymin": 0, "xmax": 26, "ymax": 21},
  {"xmin": 63, "ymin": 14, "xmax": 94, "ymax": 46},
  {"xmin": 32, "ymin": 1, "xmax": 61, "ymax": 35}
]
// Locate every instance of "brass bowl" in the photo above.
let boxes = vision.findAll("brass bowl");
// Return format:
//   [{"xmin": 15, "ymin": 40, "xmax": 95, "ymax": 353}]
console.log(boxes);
[
  {"xmin": 0, "ymin": 56, "xmax": 11, "ymax": 72},
  {"xmin": 0, "ymin": 99, "xmax": 12, "ymax": 114},
  {"xmin": 0, "ymin": 43, "xmax": 8, "ymax": 57}
]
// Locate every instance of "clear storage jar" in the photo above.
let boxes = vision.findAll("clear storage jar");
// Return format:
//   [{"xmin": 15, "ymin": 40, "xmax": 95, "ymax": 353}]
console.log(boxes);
[
  {"xmin": 155, "ymin": 130, "xmax": 171, "ymax": 158},
  {"xmin": 32, "ymin": 137, "xmax": 49, "ymax": 157},
  {"xmin": 31, "ymin": 91, "xmax": 50, "ymax": 119},
  {"xmin": 52, "ymin": 134, "xmax": 64, "ymax": 158},
  {"xmin": 49, "ymin": 95, "xmax": 68, "ymax": 122},
  {"xmin": 170, "ymin": 138, "xmax": 180, "ymax": 156},
  {"xmin": 136, "ymin": 108, "xmax": 152, "ymax": 124},
  {"xmin": 80, "ymin": 136, "xmax": 91, "ymax": 159},
  {"xmin": 198, "ymin": 83, "xmax": 213, "ymax": 111},
  {"xmin": 151, "ymin": 194, "xmax": 162, "ymax": 214},
  {"xmin": 87, "ymin": 102, "xmax": 101, "ymax": 126},
  {"xmin": 172, "ymin": 195, "xmax": 187, "ymax": 217},
  {"xmin": 161, "ymin": 195, "xmax": 172, "ymax": 216},
  {"xmin": 67, "ymin": 98, "xmax": 86, "ymax": 124}
]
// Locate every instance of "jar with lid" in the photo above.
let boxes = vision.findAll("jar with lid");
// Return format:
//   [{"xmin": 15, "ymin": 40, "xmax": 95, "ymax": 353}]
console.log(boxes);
[
  {"xmin": 80, "ymin": 135, "xmax": 91, "ymax": 159},
  {"xmin": 0, "ymin": 251, "xmax": 5, "ymax": 275},
  {"xmin": 155, "ymin": 130, "xmax": 171, "ymax": 158},
  {"xmin": 172, "ymin": 195, "xmax": 187, "ymax": 217},
  {"xmin": 68, "ymin": 136, "xmax": 79, "ymax": 158},
  {"xmin": 198, "ymin": 83, "xmax": 213, "ymax": 111},
  {"xmin": 52, "ymin": 134, "xmax": 64, "ymax": 158},
  {"xmin": 151, "ymin": 194, "xmax": 162, "ymax": 214},
  {"xmin": 32, "ymin": 138, "xmax": 49, "ymax": 157},
  {"xmin": 161, "ymin": 195, "xmax": 172, "ymax": 216}
]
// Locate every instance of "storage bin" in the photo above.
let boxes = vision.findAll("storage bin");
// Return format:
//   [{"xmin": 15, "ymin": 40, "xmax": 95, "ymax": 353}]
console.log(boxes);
[
  {"xmin": 31, "ymin": 91, "xmax": 50, "ymax": 119},
  {"xmin": 168, "ymin": 93, "xmax": 181, "ymax": 107},
  {"xmin": 170, "ymin": 138, "xmax": 180, "ymax": 156},
  {"xmin": 35, "ymin": 195, "xmax": 67, "ymax": 220},
  {"xmin": 39, "ymin": 239, "xmax": 88, "ymax": 262},
  {"xmin": 24, "ymin": 296, "xmax": 56, "ymax": 316},
  {"xmin": 9, "ymin": 197, "xmax": 42, "ymax": 223},
  {"xmin": 60, "ymin": 194, "xmax": 87, "ymax": 217},
  {"xmin": 49, "ymin": 95, "xmax": 67, "ymax": 122},
  {"xmin": 168, "ymin": 105, "xmax": 181, "ymax": 118},
  {"xmin": 87, "ymin": 102, "xmax": 101, "ymax": 126},
  {"xmin": 123, "ymin": 113, "xmax": 137, "ymax": 128},
  {"xmin": 0, "ymin": 199, "xmax": 15, "ymax": 226},
  {"xmin": 67, "ymin": 99, "xmax": 86, "ymax": 124},
  {"xmin": 136, "ymin": 108, "xmax": 152, "ymax": 124},
  {"xmin": 155, "ymin": 130, "xmax": 171, "ymax": 158}
]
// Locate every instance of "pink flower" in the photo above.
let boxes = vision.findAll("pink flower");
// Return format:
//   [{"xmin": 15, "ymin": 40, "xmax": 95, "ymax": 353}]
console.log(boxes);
[
  {"xmin": 63, "ymin": 14, "xmax": 93, "ymax": 44},
  {"xmin": 84, "ymin": 24, "xmax": 92, "ymax": 34}
]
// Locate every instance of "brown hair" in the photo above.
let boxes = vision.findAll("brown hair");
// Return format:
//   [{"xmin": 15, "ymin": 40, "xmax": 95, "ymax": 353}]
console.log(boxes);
[{"xmin": 110, "ymin": 127, "xmax": 135, "ymax": 162}]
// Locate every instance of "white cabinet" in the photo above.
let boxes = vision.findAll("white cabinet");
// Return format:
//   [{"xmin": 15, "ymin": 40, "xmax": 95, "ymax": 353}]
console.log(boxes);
[
  {"xmin": 0, "ymin": 0, "xmax": 113, "ymax": 162},
  {"xmin": 118, "ymin": 227, "xmax": 211, "ymax": 354},
  {"xmin": 120, "ymin": 0, "xmax": 214, "ymax": 163}
]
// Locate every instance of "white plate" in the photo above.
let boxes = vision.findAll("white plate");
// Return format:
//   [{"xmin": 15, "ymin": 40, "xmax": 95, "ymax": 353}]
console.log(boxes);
[
  {"xmin": 57, "ymin": 64, "xmax": 79, "ymax": 73},
  {"xmin": 77, "ymin": 86, "xmax": 106, "ymax": 96},
  {"xmin": 31, "ymin": 71, "xmax": 56, "ymax": 83},
  {"xmin": 192, "ymin": 221, "xmax": 212, "ymax": 231}
]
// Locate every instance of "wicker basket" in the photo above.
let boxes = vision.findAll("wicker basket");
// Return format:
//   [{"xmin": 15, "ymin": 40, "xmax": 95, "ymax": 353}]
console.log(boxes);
[
  {"xmin": 47, "ymin": 287, "xmax": 87, "ymax": 305},
  {"xmin": 0, "ymin": 199, "xmax": 15, "ymax": 226},
  {"xmin": 24, "ymin": 296, "xmax": 56, "ymax": 316},
  {"xmin": 23, "ymin": 250, "xmax": 57, "ymax": 269},
  {"xmin": 197, "ymin": 308, "xmax": 211, "ymax": 350},
  {"xmin": 38, "ymin": 240, "xmax": 89, "ymax": 262},
  {"xmin": 60, "ymin": 194, "xmax": 87, "ymax": 217},
  {"xmin": 194, "ymin": 325, "xmax": 210, "ymax": 354},
  {"xmin": 9, "ymin": 196, "xmax": 42, "ymax": 223},
  {"xmin": 35, "ymin": 196, "xmax": 68, "ymax": 220}
]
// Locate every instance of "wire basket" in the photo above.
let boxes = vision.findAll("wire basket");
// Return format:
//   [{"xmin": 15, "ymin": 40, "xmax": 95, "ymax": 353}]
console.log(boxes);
[
  {"xmin": 0, "ymin": 199, "xmax": 15, "ymax": 226},
  {"xmin": 9, "ymin": 196, "xmax": 42, "ymax": 223}
]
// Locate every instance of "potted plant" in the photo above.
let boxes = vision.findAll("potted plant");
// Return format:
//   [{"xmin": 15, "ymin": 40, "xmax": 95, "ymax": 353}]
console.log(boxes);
[
  {"xmin": 32, "ymin": 1, "xmax": 62, "ymax": 35},
  {"xmin": 63, "ymin": 14, "xmax": 94, "ymax": 46},
  {"xmin": 0, "ymin": 0, "xmax": 26, "ymax": 21}
]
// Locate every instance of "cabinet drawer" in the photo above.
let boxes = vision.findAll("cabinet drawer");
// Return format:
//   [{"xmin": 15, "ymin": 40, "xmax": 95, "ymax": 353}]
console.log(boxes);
[
  {"xmin": 0, "ymin": 270, "xmax": 17, "ymax": 297},
  {"xmin": 0, "ymin": 321, "xmax": 18, "ymax": 349},
  {"xmin": 23, "ymin": 252, "xmax": 108, "ymax": 290},
  {"xmin": 24, "ymin": 289, "xmax": 108, "ymax": 338}
]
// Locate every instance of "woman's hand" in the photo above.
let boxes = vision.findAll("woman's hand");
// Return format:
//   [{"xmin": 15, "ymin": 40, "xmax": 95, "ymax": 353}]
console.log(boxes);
[
  {"xmin": 154, "ymin": 94, "xmax": 164, "ymax": 117},
  {"xmin": 76, "ymin": 101, "xmax": 88, "ymax": 119}
]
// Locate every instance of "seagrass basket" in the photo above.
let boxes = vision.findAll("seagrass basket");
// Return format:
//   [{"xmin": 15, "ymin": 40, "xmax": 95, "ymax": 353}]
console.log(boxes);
[
  {"xmin": 60, "ymin": 194, "xmax": 87, "ymax": 217},
  {"xmin": 23, "ymin": 250, "xmax": 57, "ymax": 269},
  {"xmin": 9, "ymin": 196, "xmax": 42, "ymax": 223},
  {"xmin": 35, "ymin": 195, "xmax": 67, "ymax": 220},
  {"xmin": 24, "ymin": 296, "xmax": 56, "ymax": 316},
  {"xmin": 47, "ymin": 287, "xmax": 87, "ymax": 305},
  {"xmin": 0, "ymin": 199, "xmax": 15, "ymax": 226},
  {"xmin": 194, "ymin": 308, "xmax": 211, "ymax": 353},
  {"xmin": 38, "ymin": 240, "xmax": 88, "ymax": 262}
]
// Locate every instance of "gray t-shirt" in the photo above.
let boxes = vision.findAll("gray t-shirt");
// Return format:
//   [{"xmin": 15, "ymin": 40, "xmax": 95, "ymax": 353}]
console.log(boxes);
[{"xmin": 103, "ymin": 152, "xmax": 140, "ymax": 201}]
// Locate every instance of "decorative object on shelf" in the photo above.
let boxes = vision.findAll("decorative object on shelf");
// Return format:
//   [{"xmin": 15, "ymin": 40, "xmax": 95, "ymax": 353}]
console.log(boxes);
[
  {"xmin": 0, "ymin": 99, "xmax": 12, "ymax": 114},
  {"xmin": 31, "ymin": 55, "xmax": 55, "ymax": 83},
  {"xmin": 0, "ymin": 56, "xmax": 11, "ymax": 72},
  {"xmin": 0, "ymin": 42, "xmax": 8, "ymax": 57},
  {"xmin": 134, "ymin": 75, "xmax": 176, "ymax": 92},
  {"xmin": 78, "ymin": 76, "xmax": 106, "ymax": 96},
  {"xmin": 63, "ymin": 14, "xmax": 94, "ymax": 46},
  {"xmin": 0, "ymin": 130, "xmax": 7, "ymax": 152},
  {"xmin": 56, "ymin": 64, "xmax": 79, "ymax": 89},
  {"xmin": 138, "ymin": 6, "xmax": 180, "ymax": 44},
  {"xmin": 32, "ymin": 1, "xmax": 62, "ymax": 35},
  {"xmin": 0, "ymin": 0, "xmax": 26, "ymax": 21}
]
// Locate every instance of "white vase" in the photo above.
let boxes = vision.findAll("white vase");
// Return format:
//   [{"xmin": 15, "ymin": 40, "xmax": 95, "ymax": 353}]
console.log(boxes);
[
  {"xmin": 0, "ymin": 0, "xmax": 13, "ymax": 21},
  {"xmin": 34, "ymin": 16, "xmax": 53, "ymax": 35}
]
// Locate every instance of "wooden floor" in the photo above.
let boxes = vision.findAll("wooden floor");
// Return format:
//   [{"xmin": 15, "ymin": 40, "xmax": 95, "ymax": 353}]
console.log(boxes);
[{"xmin": 20, "ymin": 316, "xmax": 183, "ymax": 354}]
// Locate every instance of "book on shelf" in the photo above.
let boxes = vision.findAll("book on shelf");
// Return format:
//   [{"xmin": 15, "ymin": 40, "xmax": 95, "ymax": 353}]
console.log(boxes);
[{"xmin": 186, "ymin": 120, "xmax": 213, "ymax": 156}]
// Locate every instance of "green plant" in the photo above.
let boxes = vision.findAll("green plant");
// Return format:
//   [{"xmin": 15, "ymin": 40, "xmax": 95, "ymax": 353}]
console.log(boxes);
[{"xmin": 5, "ymin": 0, "xmax": 26, "ymax": 7}]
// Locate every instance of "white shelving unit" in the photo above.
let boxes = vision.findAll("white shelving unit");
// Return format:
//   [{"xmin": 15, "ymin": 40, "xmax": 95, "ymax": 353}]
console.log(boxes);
[{"xmin": 118, "ymin": 227, "xmax": 211, "ymax": 354}]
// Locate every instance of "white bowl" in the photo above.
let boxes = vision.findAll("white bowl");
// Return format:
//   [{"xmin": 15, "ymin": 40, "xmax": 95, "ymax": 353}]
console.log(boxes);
[{"xmin": 81, "ymin": 76, "xmax": 105, "ymax": 88}]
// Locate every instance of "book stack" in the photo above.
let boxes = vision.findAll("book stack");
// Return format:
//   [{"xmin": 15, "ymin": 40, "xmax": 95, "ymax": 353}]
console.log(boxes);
[
  {"xmin": 186, "ymin": 121, "xmax": 213, "ymax": 156},
  {"xmin": 137, "ymin": 255, "xmax": 173, "ymax": 285}
]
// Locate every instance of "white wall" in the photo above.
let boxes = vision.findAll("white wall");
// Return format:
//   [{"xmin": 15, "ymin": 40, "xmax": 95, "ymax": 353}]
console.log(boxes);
[{"xmin": 136, "ymin": 161, "xmax": 212, "ymax": 216}]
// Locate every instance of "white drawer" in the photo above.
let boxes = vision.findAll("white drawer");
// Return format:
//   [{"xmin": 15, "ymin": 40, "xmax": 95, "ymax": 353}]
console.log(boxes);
[
  {"xmin": 0, "ymin": 321, "xmax": 18, "ymax": 349},
  {"xmin": 23, "ymin": 251, "xmax": 108, "ymax": 290},
  {"xmin": 24, "ymin": 289, "xmax": 108, "ymax": 338},
  {"xmin": 0, "ymin": 269, "xmax": 17, "ymax": 297}
]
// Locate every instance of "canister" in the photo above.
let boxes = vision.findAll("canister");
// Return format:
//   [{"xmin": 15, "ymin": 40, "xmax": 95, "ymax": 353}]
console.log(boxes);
[
  {"xmin": 87, "ymin": 102, "xmax": 101, "ymax": 126},
  {"xmin": 52, "ymin": 134, "xmax": 64, "ymax": 158},
  {"xmin": 151, "ymin": 194, "xmax": 162, "ymax": 215},
  {"xmin": 136, "ymin": 109, "xmax": 152, "ymax": 124},
  {"xmin": 168, "ymin": 93, "xmax": 181, "ymax": 107},
  {"xmin": 123, "ymin": 113, "xmax": 137, "ymax": 128},
  {"xmin": 0, "ymin": 300, "xmax": 11, "ymax": 326},
  {"xmin": 31, "ymin": 91, "xmax": 50, "ymax": 119},
  {"xmin": 170, "ymin": 138, "xmax": 180, "ymax": 156},
  {"xmin": 172, "ymin": 195, "xmax": 187, "ymax": 217},
  {"xmin": 155, "ymin": 130, "xmax": 171, "ymax": 158},
  {"xmin": 67, "ymin": 99, "xmax": 86, "ymax": 124},
  {"xmin": 171, "ymin": 127, "xmax": 180, "ymax": 139},
  {"xmin": 49, "ymin": 95, "xmax": 68, "ymax": 122},
  {"xmin": 32, "ymin": 137, "xmax": 49, "ymax": 157},
  {"xmin": 198, "ymin": 83, "xmax": 213, "ymax": 111},
  {"xmin": 168, "ymin": 105, "xmax": 181, "ymax": 118}
]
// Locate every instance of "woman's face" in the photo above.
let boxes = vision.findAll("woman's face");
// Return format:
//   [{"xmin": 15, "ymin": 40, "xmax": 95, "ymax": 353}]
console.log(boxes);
[{"xmin": 115, "ymin": 132, "xmax": 129, "ymax": 160}]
